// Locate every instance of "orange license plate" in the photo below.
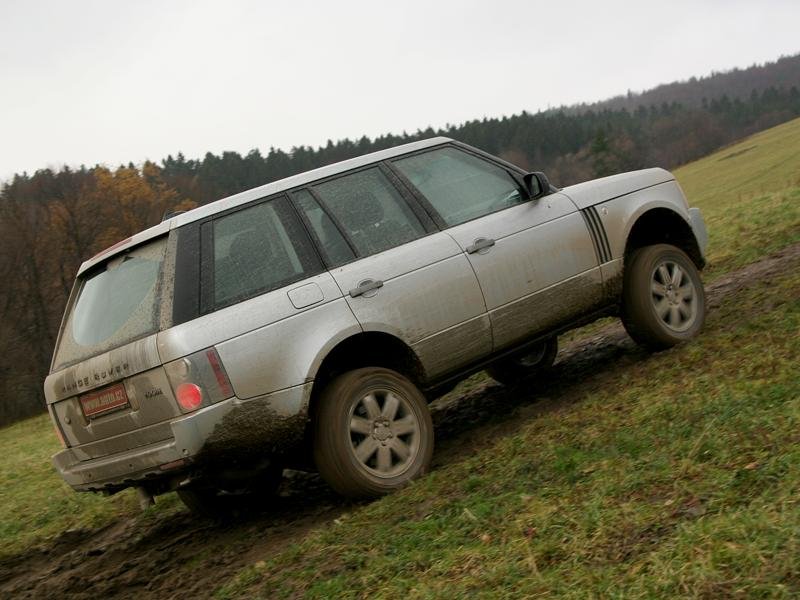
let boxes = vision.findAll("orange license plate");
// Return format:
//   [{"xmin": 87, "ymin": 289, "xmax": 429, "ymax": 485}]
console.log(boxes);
[{"xmin": 80, "ymin": 383, "xmax": 129, "ymax": 418}]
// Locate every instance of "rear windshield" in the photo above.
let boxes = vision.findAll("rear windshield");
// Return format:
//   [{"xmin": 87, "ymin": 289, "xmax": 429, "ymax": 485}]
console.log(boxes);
[{"xmin": 53, "ymin": 238, "xmax": 168, "ymax": 370}]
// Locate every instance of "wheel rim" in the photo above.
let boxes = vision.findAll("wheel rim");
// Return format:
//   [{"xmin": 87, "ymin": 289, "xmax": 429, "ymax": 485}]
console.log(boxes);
[
  {"xmin": 347, "ymin": 387, "xmax": 421, "ymax": 479},
  {"xmin": 650, "ymin": 260, "xmax": 698, "ymax": 332}
]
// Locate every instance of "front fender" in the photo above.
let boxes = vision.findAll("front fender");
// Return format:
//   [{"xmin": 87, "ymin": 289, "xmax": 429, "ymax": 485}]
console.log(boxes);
[{"xmin": 575, "ymin": 181, "xmax": 696, "ymax": 261}]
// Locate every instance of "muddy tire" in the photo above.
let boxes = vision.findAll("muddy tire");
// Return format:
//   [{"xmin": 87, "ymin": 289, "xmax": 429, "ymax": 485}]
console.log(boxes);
[
  {"xmin": 177, "ymin": 465, "xmax": 283, "ymax": 519},
  {"xmin": 486, "ymin": 337, "xmax": 558, "ymax": 386},
  {"xmin": 621, "ymin": 243, "xmax": 706, "ymax": 351},
  {"xmin": 313, "ymin": 368, "xmax": 434, "ymax": 499}
]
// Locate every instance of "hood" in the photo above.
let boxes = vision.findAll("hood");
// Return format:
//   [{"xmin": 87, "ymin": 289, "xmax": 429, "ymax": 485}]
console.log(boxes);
[{"xmin": 559, "ymin": 168, "xmax": 674, "ymax": 210}]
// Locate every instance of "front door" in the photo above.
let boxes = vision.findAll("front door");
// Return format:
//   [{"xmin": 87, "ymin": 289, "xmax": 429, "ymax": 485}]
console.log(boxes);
[{"xmin": 390, "ymin": 146, "xmax": 602, "ymax": 352}]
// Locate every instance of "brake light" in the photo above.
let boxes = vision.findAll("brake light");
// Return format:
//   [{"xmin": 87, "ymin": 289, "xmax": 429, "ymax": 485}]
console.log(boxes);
[
  {"xmin": 176, "ymin": 383, "xmax": 203, "ymax": 411},
  {"xmin": 164, "ymin": 347, "xmax": 234, "ymax": 414}
]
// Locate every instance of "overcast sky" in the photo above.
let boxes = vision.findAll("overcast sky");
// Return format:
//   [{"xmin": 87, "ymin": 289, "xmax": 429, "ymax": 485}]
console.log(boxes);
[{"xmin": 1, "ymin": 0, "xmax": 798, "ymax": 180}]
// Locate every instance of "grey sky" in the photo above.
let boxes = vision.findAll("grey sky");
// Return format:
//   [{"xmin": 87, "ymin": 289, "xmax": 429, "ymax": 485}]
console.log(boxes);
[{"xmin": 1, "ymin": 0, "xmax": 798, "ymax": 180}]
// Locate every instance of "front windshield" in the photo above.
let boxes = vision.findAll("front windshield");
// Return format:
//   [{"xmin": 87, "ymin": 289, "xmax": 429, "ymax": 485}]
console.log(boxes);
[{"xmin": 53, "ymin": 238, "xmax": 167, "ymax": 370}]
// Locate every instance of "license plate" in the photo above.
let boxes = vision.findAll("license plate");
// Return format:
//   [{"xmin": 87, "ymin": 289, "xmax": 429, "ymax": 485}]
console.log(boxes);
[{"xmin": 80, "ymin": 383, "xmax": 129, "ymax": 418}]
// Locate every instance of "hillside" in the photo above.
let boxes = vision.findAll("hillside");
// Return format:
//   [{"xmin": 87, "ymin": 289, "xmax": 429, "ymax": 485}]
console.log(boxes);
[
  {"xmin": 587, "ymin": 53, "xmax": 800, "ymax": 112},
  {"xmin": 1, "ymin": 118, "xmax": 799, "ymax": 598}
]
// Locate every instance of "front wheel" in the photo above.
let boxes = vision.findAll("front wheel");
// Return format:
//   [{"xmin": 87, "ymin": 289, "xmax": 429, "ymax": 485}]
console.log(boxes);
[
  {"xmin": 313, "ymin": 368, "xmax": 434, "ymax": 498},
  {"xmin": 621, "ymin": 243, "xmax": 706, "ymax": 350}
]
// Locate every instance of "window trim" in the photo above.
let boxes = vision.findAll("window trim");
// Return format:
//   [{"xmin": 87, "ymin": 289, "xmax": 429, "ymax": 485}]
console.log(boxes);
[
  {"xmin": 305, "ymin": 187, "xmax": 361, "ymax": 256},
  {"xmin": 171, "ymin": 222, "xmax": 202, "ymax": 326},
  {"xmin": 385, "ymin": 142, "xmax": 531, "ymax": 230},
  {"xmin": 199, "ymin": 193, "xmax": 324, "ymax": 314},
  {"xmin": 288, "ymin": 187, "xmax": 358, "ymax": 270}
]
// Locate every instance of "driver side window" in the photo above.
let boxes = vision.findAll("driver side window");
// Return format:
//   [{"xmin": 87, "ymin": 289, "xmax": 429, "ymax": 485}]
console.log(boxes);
[{"xmin": 393, "ymin": 147, "xmax": 525, "ymax": 227}]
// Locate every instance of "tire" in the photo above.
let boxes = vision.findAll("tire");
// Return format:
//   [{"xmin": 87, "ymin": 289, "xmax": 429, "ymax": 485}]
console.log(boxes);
[
  {"xmin": 621, "ymin": 243, "xmax": 706, "ymax": 351},
  {"xmin": 177, "ymin": 465, "xmax": 283, "ymax": 519},
  {"xmin": 313, "ymin": 367, "xmax": 434, "ymax": 499},
  {"xmin": 486, "ymin": 337, "xmax": 558, "ymax": 386}
]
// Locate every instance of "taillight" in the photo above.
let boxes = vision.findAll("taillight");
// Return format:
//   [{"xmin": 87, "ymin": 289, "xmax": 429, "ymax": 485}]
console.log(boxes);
[
  {"xmin": 176, "ymin": 383, "xmax": 203, "ymax": 411},
  {"xmin": 164, "ymin": 347, "xmax": 234, "ymax": 414}
]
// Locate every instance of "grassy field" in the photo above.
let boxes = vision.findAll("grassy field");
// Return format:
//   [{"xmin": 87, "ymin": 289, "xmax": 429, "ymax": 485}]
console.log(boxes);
[
  {"xmin": 0, "ymin": 415, "xmax": 182, "ymax": 557},
  {"xmin": 219, "ymin": 260, "xmax": 800, "ymax": 599},
  {"xmin": 675, "ymin": 116, "xmax": 800, "ymax": 277},
  {"xmin": 1, "ymin": 117, "xmax": 799, "ymax": 596}
]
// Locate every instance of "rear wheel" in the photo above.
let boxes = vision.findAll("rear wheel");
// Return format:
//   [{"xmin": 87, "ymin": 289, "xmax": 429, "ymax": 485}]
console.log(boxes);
[
  {"xmin": 621, "ymin": 243, "xmax": 705, "ymax": 350},
  {"xmin": 313, "ymin": 367, "xmax": 434, "ymax": 498},
  {"xmin": 177, "ymin": 465, "xmax": 283, "ymax": 519},
  {"xmin": 486, "ymin": 337, "xmax": 558, "ymax": 386}
]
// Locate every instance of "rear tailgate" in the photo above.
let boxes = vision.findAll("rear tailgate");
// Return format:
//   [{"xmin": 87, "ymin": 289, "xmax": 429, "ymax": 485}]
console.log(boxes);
[{"xmin": 44, "ymin": 333, "xmax": 179, "ymax": 455}]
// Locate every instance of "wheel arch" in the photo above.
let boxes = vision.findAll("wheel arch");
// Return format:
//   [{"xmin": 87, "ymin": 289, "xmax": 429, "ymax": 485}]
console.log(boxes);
[
  {"xmin": 306, "ymin": 331, "xmax": 428, "ymax": 424},
  {"xmin": 623, "ymin": 206, "xmax": 705, "ymax": 269}
]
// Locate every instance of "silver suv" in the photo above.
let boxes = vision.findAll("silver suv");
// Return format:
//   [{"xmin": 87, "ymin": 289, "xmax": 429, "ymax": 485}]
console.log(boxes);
[{"xmin": 45, "ymin": 138, "xmax": 708, "ymax": 514}]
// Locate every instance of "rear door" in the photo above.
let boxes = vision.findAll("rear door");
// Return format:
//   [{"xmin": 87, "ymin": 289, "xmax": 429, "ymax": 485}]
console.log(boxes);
[
  {"xmin": 390, "ymin": 146, "xmax": 603, "ymax": 352},
  {"xmin": 291, "ymin": 165, "xmax": 491, "ymax": 381}
]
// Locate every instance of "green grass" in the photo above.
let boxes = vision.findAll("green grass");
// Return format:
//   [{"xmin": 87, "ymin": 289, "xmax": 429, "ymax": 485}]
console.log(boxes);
[
  {"xmin": 0, "ymin": 416, "xmax": 182, "ymax": 556},
  {"xmin": 1, "ymin": 117, "xmax": 799, "ymax": 594},
  {"xmin": 215, "ymin": 266, "xmax": 800, "ymax": 598},
  {"xmin": 674, "ymin": 116, "xmax": 800, "ymax": 277}
]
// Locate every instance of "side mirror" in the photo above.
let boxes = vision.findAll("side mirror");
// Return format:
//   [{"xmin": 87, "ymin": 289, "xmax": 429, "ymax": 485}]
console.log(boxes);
[{"xmin": 523, "ymin": 171, "xmax": 552, "ymax": 199}]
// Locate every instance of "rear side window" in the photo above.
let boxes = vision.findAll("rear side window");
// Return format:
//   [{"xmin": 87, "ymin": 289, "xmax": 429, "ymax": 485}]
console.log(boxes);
[
  {"xmin": 311, "ymin": 168, "xmax": 425, "ymax": 256},
  {"xmin": 53, "ymin": 238, "xmax": 167, "ymax": 370},
  {"xmin": 208, "ymin": 197, "xmax": 322, "ymax": 309},
  {"xmin": 393, "ymin": 147, "xmax": 525, "ymax": 227}
]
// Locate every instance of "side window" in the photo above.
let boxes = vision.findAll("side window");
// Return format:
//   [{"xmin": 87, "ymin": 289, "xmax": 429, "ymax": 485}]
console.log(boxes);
[
  {"xmin": 292, "ymin": 189, "xmax": 355, "ymax": 267},
  {"xmin": 209, "ymin": 197, "xmax": 321, "ymax": 308},
  {"xmin": 393, "ymin": 147, "xmax": 525, "ymax": 227},
  {"xmin": 312, "ymin": 168, "xmax": 426, "ymax": 256}
]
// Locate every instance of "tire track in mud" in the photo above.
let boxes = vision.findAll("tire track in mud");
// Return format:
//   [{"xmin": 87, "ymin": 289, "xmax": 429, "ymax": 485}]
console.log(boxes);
[{"xmin": 2, "ymin": 242, "xmax": 799, "ymax": 599}]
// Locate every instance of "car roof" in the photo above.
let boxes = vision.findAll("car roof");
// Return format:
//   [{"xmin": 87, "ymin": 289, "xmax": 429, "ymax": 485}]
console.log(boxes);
[{"xmin": 78, "ymin": 136, "xmax": 453, "ymax": 275}]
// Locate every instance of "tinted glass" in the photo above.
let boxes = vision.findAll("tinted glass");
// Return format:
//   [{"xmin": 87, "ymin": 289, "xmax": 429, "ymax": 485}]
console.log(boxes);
[
  {"xmin": 212, "ymin": 199, "xmax": 317, "ymax": 306},
  {"xmin": 54, "ymin": 238, "xmax": 167, "ymax": 369},
  {"xmin": 313, "ymin": 168, "xmax": 425, "ymax": 256},
  {"xmin": 394, "ymin": 147, "xmax": 525, "ymax": 227},
  {"xmin": 293, "ymin": 189, "xmax": 355, "ymax": 267}
]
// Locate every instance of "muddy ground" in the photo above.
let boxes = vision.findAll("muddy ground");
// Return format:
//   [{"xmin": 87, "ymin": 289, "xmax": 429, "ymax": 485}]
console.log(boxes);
[{"xmin": 2, "ymin": 243, "xmax": 798, "ymax": 599}]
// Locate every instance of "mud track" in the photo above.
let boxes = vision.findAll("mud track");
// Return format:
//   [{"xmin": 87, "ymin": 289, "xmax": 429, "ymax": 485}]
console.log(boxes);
[{"xmin": 2, "ymin": 243, "xmax": 799, "ymax": 599}]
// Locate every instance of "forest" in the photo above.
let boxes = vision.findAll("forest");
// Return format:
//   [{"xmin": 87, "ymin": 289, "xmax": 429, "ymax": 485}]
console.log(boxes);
[{"xmin": 1, "ymin": 54, "xmax": 799, "ymax": 425}]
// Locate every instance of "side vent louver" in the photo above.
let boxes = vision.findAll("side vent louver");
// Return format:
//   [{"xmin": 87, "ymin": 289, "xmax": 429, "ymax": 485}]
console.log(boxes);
[{"xmin": 581, "ymin": 206, "xmax": 612, "ymax": 264}]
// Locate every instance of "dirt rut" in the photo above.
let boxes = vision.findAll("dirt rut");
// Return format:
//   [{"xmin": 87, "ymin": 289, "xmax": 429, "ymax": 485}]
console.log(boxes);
[{"xmin": 2, "ymin": 243, "xmax": 798, "ymax": 599}]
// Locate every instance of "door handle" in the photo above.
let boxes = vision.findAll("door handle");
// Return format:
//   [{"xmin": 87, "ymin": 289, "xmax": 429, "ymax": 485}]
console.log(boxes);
[
  {"xmin": 349, "ymin": 279, "xmax": 384, "ymax": 298},
  {"xmin": 466, "ymin": 238, "xmax": 495, "ymax": 254}
]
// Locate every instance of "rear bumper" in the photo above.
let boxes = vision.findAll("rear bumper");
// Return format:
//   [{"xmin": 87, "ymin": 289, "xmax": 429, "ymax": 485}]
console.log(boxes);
[{"xmin": 52, "ymin": 382, "xmax": 312, "ymax": 492}]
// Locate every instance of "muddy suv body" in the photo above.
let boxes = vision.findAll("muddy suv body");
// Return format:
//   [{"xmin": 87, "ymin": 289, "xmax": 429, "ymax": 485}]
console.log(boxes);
[{"xmin": 45, "ymin": 137, "xmax": 708, "ymax": 508}]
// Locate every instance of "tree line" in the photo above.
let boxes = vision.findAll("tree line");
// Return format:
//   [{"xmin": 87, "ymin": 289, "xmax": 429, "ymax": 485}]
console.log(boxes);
[{"xmin": 1, "ymin": 72, "xmax": 800, "ymax": 425}]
